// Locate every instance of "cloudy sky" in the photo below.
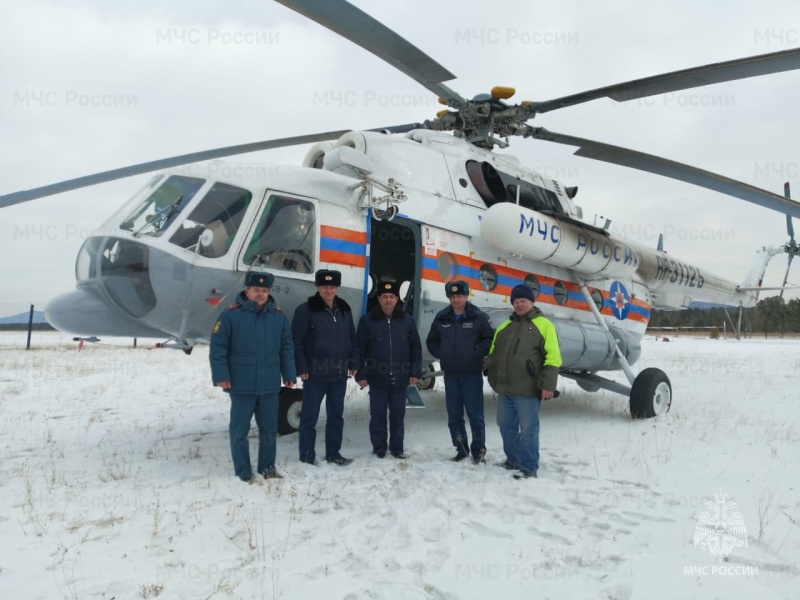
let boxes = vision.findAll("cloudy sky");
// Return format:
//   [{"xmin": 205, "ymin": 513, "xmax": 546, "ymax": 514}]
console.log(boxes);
[{"xmin": 2, "ymin": 0, "xmax": 800, "ymax": 310}]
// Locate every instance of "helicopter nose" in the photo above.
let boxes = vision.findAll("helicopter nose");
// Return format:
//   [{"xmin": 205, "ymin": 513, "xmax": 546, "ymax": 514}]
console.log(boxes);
[{"xmin": 45, "ymin": 289, "xmax": 163, "ymax": 337}]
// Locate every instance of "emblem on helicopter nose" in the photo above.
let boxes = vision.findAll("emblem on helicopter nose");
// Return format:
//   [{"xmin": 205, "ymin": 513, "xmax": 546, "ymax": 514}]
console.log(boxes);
[{"xmin": 609, "ymin": 281, "xmax": 631, "ymax": 320}]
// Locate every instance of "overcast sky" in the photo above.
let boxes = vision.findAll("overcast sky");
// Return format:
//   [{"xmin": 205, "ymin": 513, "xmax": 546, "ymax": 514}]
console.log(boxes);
[{"xmin": 2, "ymin": 0, "xmax": 800, "ymax": 310}]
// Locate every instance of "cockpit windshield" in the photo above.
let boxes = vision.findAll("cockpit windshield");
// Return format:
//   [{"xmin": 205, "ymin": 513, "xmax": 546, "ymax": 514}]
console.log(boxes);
[{"xmin": 119, "ymin": 175, "xmax": 205, "ymax": 235}]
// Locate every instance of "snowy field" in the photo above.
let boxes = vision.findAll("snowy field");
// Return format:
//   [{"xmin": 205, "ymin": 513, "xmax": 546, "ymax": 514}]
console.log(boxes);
[{"xmin": 1, "ymin": 332, "xmax": 799, "ymax": 600}]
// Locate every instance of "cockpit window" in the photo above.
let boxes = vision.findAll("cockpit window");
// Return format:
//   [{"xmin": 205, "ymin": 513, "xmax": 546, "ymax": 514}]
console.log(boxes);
[
  {"xmin": 506, "ymin": 183, "xmax": 563, "ymax": 213},
  {"xmin": 465, "ymin": 160, "xmax": 565, "ymax": 215},
  {"xmin": 169, "ymin": 182, "xmax": 252, "ymax": 258},
  {"xmin": 120, "ymin": 175, "xmax": 205, "ymax": 235},
  {"xmin": 244, "ymin": 195, "xmax": 315, "ymax": 274}
]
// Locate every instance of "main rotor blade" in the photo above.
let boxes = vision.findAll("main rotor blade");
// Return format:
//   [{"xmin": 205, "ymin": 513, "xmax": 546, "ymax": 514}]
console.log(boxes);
[
  {"xmin": 275, "ymin": 0, "xmax": 466, "ymax": 108},
  {"xmin": 526, "ymin": 127, "xmax": 800, "ymax": 219},
  {"xmin": 0, "ymin": 123, "xmax": 421, "ymax": 208},
  {"xmin": 529, "ymin": 47, "xmax": 800, "ymax": 115}
]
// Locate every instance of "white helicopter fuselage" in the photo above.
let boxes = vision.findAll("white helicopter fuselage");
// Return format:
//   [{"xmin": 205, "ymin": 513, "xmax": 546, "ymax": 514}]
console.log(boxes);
[{"xmin": 46, "ymin": 129, "xmax": 763, "ymax": 374}]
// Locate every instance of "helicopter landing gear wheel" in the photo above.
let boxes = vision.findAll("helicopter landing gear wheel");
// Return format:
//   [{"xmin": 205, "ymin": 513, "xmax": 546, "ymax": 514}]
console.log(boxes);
[
  {"xmin": 278, "ymin": 388, "xmax": 303, "ymax": 435},
  {"xmin": 629, "ymin": 368, "xmax": 672, "ymax": 419},
  {"xmin": 416, "ymin": 364, "xmax": 436, "ymax": 391}
]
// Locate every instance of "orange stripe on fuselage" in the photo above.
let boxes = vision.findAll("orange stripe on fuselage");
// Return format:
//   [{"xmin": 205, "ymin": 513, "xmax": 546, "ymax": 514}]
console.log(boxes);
[
  {"xmin": 320, "ymin": 225, "xmax": 367, "ymax": 268},
  {"xmin": 421, "ymin": 249, "xmax": 650, "ymax": 323},
  {"xmin": 321, "ymin": 225, "xmax": 367, "ymax": 244},
  {"xmin": 320, "ymin": 249, "xmax": 366, "ymax": 267}
]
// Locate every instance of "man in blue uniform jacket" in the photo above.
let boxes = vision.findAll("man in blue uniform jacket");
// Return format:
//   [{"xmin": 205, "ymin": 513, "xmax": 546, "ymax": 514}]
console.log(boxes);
[
  {"xmin": 210, "ymin": 271, "xmax": 296, "ymax": 482},
  {"xmin": 291, "ymin": 269, "xmax": 358, "ymax": 466},
  {"xmin": 356, "ymin": 281, "xmax": 422, "ymax": 459},
  {"xmin": 426, "ymin": 280, "xmax": 494, "ymax": 464}
]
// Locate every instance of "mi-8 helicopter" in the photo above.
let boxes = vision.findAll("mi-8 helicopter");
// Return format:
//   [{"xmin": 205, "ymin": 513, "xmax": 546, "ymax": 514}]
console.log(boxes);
[{"xmin": 3, "ymin": 0, "xmax": 800, "ymax": 434}]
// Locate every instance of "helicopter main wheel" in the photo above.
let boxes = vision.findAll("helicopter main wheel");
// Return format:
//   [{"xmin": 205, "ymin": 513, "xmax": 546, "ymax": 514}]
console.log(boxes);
[
  {"xmin": 416, "ymin": 364, "xmax": 436, "ymax": 391},
  {"xmin": 629, "ymin": 368, "xmax": 672, "ymax": 419},
  {"xmin": 278, "ymin": 388, "xmax": 303, "ymax": 436}
]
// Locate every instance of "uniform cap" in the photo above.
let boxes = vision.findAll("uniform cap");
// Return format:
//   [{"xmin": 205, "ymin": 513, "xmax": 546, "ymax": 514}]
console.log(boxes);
[
  {"xmin": 378, "ymin": 281, "xmax": 400, "ymax": 297},
  {"xmin": 245, "ymin": 271, "xmax": 275, "ymax": 288},
  {"xmin": 445, "ymin": 280, "xmax": 469, "ymax": 297},
  {"xmin": 315, "ymin": 269, "xmax": 342, "ymax": 287}
]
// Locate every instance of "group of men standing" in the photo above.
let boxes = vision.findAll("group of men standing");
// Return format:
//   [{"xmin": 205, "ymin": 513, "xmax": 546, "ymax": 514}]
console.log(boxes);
[{"xmin": 209, "ymin": 269, "xmax": 561, "ymax": 483}]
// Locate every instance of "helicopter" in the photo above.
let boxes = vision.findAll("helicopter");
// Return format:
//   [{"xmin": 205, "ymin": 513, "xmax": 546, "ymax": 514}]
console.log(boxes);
[{"xmin": 3, "ymin": 0, "xmax": 800, "ymax": 434}]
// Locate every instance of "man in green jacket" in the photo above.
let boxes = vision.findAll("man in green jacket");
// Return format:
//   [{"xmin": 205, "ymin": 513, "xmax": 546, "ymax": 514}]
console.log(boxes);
[{"xmin": 486, "ymin": 284, "xmax": 562, "ymax": 479}]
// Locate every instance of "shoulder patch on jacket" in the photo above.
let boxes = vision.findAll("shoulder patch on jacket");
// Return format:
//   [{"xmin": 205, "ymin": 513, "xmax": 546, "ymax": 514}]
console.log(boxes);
[{"xmin": 213, "ymin": 321, "xmax": 221, "ymax": 334}]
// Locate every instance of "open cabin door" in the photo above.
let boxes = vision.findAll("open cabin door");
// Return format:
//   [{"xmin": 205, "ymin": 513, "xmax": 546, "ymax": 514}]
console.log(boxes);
[{"xmin": 366, "ymin": 217, "xmax": 421, "ymax": 317}]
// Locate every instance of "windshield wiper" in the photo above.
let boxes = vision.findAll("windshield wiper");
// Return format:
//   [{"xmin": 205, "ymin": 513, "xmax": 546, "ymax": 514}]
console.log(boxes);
[{"xmin": 133, "ymin": 195, "xmax": 183, "ymax": 237}]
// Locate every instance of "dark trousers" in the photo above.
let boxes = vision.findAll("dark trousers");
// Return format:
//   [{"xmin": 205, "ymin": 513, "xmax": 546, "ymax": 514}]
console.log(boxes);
[
  {"xmin": 229, "ymin": 393, "xmax": 278, "ymax": 480},
  {"xmin": 298, "ymin": 379, "xmax": 347, "ymax": 463},
  {"xmin": 444, "ymin": 373, "xmax": 486, "ymax": 459},
  {"xmin": 369, "ymin": 383, "xmax": 407, "ymax": 455}
]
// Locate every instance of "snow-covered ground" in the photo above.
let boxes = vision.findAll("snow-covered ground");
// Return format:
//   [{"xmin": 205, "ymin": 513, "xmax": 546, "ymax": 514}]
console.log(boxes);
[{"xmin": 1, "ymin": 332, "xmax": 798, "ymax": 599}]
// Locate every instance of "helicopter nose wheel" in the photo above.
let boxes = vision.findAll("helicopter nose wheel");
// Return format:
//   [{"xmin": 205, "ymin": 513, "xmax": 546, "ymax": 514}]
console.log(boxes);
[
  {"xmin": 278, "ymin": 388, "xmax": 303, "ymax": 435},
  {"xmin": 629, "ymin": 368, "xmax": 672, "ymax": 419},
  {"xmin": 416, "ymin": 363, "xmax": 437, "ymax": 391}
]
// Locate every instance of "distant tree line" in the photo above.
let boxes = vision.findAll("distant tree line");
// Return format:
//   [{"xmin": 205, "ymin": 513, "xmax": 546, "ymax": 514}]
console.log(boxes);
[
  {"xmin": 0, "ymin": 323, "xmax": 56, "ymax": 332},
  {"xmin": 649, "ymin": 297, "xmax": 800, "ymax": 336}
]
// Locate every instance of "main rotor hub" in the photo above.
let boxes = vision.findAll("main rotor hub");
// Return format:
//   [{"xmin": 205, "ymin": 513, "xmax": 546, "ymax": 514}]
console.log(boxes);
[{"xmin": 428, "ymin": 87, "xmax": 534, "ymax": 148}]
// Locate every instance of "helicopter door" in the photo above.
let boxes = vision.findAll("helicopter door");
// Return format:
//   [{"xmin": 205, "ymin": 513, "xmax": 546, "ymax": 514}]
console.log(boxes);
[
  {"xmin": 367, "ymin": 217, "xmax": 421, "ymax": 317},
  {"xmin": 239, "ymin": 193, "xmax": 317, "ymax": 276}
]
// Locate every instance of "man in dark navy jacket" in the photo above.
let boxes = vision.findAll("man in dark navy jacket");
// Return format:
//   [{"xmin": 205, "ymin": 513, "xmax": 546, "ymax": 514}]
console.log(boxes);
[
  {"xmin": 356, "ymin": 281, "xmax": 422, "ymax": 459},
  {"xmin": 426, "ymin": 280, "xmax": 494, "ymax": 464},
  {"xmin": 291, "ymin": 270, "xmax": 359, "ymax": 466},
  {"xmin": 210, "ymin": 271, "xmax": 296, "ymax": 482}
]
